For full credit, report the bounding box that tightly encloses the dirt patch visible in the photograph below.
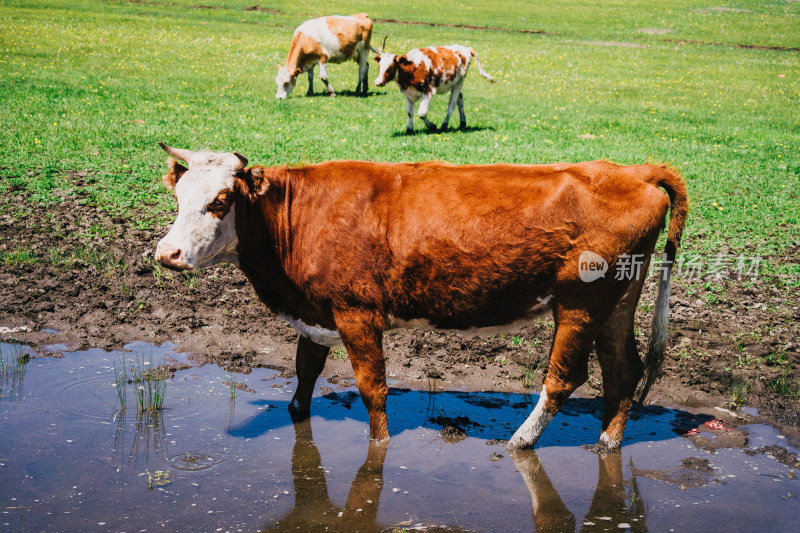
[631,456,717,488]
[579,40,647,48]
[1,170,799,440]
[743,445,800,468]
[244,5,280,14]
[638,28,671,35]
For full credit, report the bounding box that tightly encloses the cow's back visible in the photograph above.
[294,15,370,63]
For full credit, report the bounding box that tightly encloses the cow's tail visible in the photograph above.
[470,49,495,82]
[634,164,689,419]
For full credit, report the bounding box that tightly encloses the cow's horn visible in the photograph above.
[379,35,388,53]
[159,142,195,164]
[232,152,248,170]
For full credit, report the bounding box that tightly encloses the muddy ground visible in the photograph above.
[1,172,799,443]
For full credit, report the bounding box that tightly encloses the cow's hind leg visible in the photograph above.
[508,309,596,450]
[334,309,389,441]
[440,84,463,132]
[457,93,466,130]
[288,336,330,419]
[594,283,646,449]
[306,65,315,96]
[356,54,369,96]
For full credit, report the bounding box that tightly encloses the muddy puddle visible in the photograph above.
[1,342,798,532]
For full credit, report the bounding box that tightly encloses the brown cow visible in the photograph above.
[154,143,688,450]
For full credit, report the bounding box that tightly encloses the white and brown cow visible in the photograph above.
[374,44,494,134]
[275,14,374,99]
[155,143,688,451]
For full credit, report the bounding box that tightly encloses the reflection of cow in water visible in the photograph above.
[512,450,649,533]
[260,417,387,532]
[263,417,650,532]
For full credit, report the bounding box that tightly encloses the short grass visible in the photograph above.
[1,0,799,263]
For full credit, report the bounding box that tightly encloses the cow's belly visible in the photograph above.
[280,294,554,347]
[387,294,554,335]
[326,41,364,64]
[432,77,461,94]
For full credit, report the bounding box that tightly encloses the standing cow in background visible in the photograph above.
[275,13,374,99]
[374,44,494,134]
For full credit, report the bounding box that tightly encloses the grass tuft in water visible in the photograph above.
[0,343,29,401]
[129,356,167,413]
[113,356,128,411]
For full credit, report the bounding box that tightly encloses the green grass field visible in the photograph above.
[1,0,798,276]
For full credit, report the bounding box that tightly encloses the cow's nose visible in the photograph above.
[156,242,184,268]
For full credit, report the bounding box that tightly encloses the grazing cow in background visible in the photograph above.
[374,44,494,134]
[275,13,374,99]
[155,143,688,451]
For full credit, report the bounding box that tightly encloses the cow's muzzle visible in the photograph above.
[155,242,191,271]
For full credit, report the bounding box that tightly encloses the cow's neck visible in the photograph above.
[234,172,333,329]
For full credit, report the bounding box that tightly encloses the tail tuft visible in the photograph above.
[634,165,689,418]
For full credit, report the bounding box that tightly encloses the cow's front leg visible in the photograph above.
[306,65,315,96]
[405,95,416,135]
[333,308,388,441]
[508,309,596,450]
[318,60,335,97]
[417,91,437,131]
[288,335,330,419]
[440,85,463,132]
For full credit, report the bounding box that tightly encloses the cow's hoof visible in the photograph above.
[438,125,450,133]
[405,128,414,135]
[506,436,535,451]
[459,123,467,131]
[581,443,621,456]
[426,124,438,132]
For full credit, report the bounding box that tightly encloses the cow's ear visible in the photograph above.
[163,158,187,191]
[241,166,270,196]
[292,68,302,78]
[373,54,380,63]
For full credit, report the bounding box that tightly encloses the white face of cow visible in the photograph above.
[275,66,297,99]
[374,53,398,87]
[155,147,247,271]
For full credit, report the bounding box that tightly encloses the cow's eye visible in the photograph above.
[207,199,225,212]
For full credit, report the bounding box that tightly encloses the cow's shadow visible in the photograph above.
[227,387,711,448]
[390,124,495,137]
[300,89,379,98]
